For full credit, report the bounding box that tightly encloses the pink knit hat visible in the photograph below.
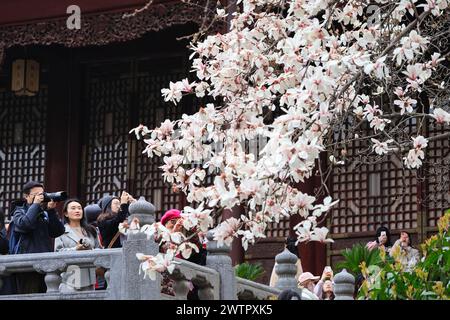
[160,209,181,226]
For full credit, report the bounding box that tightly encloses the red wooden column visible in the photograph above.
[44,48,70,208]
[44,48,83,212]
[290,162,327,276]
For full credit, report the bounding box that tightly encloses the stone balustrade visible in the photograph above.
[167,258,220,300]
[236,277,280,300]
[1,197,355,300]
[0,249,121,299]
[0,197,279,300]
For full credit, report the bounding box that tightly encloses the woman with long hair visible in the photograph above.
[55,199,101,292]
[97,191,134,249]
[269,236,304,287]
[366,226,392,251]
[390,230,420,272]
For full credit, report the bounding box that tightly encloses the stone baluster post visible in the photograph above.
[334,269,355,300]
[33,260,67,293]
[121,196,161,300]
[275,248,301,294]
[206,230,237,300]
[170,268,191,300]
[192,276,215,300]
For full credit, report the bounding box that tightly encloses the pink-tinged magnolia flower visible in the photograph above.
[136,251,179,280]
[312,196,339,217]
[310,227,334,243]
[370,116,391,132]
[182,204,213,232]
[161,81,183,104]
[363,103,381,122]
[159,120,174,136]
[404,149,425,169]
[178,242,199,259]
[429,52,445,67]
[412,135,428,150]
[394,96,417,115]
[293,192,316,218]
[213,217,241,248]
[371,138,393,155]
[432,108,450,124]
[129,124,150,140]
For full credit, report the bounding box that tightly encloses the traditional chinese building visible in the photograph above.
[0,0,448,284]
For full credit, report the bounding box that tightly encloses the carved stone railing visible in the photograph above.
[0,197,323,300]
[166,258,220,300]
[0,249,121,299]
[236,277,280,300]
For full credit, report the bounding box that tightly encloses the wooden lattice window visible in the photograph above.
[134,56,188,220]
[423,121,450,228]
[0,87,47,217]
[82,56,193,215]
[330,121,419,235]
[83,65,130,204]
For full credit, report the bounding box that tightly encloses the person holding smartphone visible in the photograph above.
[366,226,391,252]
[390,231,420,272]
[97,191,135,249]
[314,266,335,299]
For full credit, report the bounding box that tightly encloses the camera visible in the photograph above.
[43,191,68,202]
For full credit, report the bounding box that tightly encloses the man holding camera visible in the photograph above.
[11,181,65,293]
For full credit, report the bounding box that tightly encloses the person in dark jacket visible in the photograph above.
[0,208,18,295]
[96,191,134,249]
[11,181,65,293]
[0,208,8,255]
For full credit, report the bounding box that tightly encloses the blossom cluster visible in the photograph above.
[128,0,449,277]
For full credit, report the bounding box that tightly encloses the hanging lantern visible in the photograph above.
[11,59,40,96]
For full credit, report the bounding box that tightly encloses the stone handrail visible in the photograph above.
[0,290,109,300]
[1,197,335,300]
[0,249,121,296]
[0,249,121,273]
[236,277,280,300]
[166,258,220,300]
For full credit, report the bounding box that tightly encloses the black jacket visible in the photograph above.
[12,203,65,254]
[0,227,8,255]
[98,203,129,248]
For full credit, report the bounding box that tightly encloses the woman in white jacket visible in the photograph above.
[55,199,102,292]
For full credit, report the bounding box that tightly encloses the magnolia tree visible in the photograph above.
[125,0,450,279]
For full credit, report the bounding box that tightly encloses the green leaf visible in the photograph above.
[235,262,265,281]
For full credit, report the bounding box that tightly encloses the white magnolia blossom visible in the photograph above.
[371,138,394,156]
[130,0,449,276]
[404,136,429,169]
[432,108,450,124]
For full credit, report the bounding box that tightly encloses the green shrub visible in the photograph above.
[235,262,265,281]
[359,211,450,300]
[336,243,383,276]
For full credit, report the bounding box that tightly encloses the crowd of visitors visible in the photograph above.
[0,181,423,299]
[0,180,204,295]
[276,225,421,300]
